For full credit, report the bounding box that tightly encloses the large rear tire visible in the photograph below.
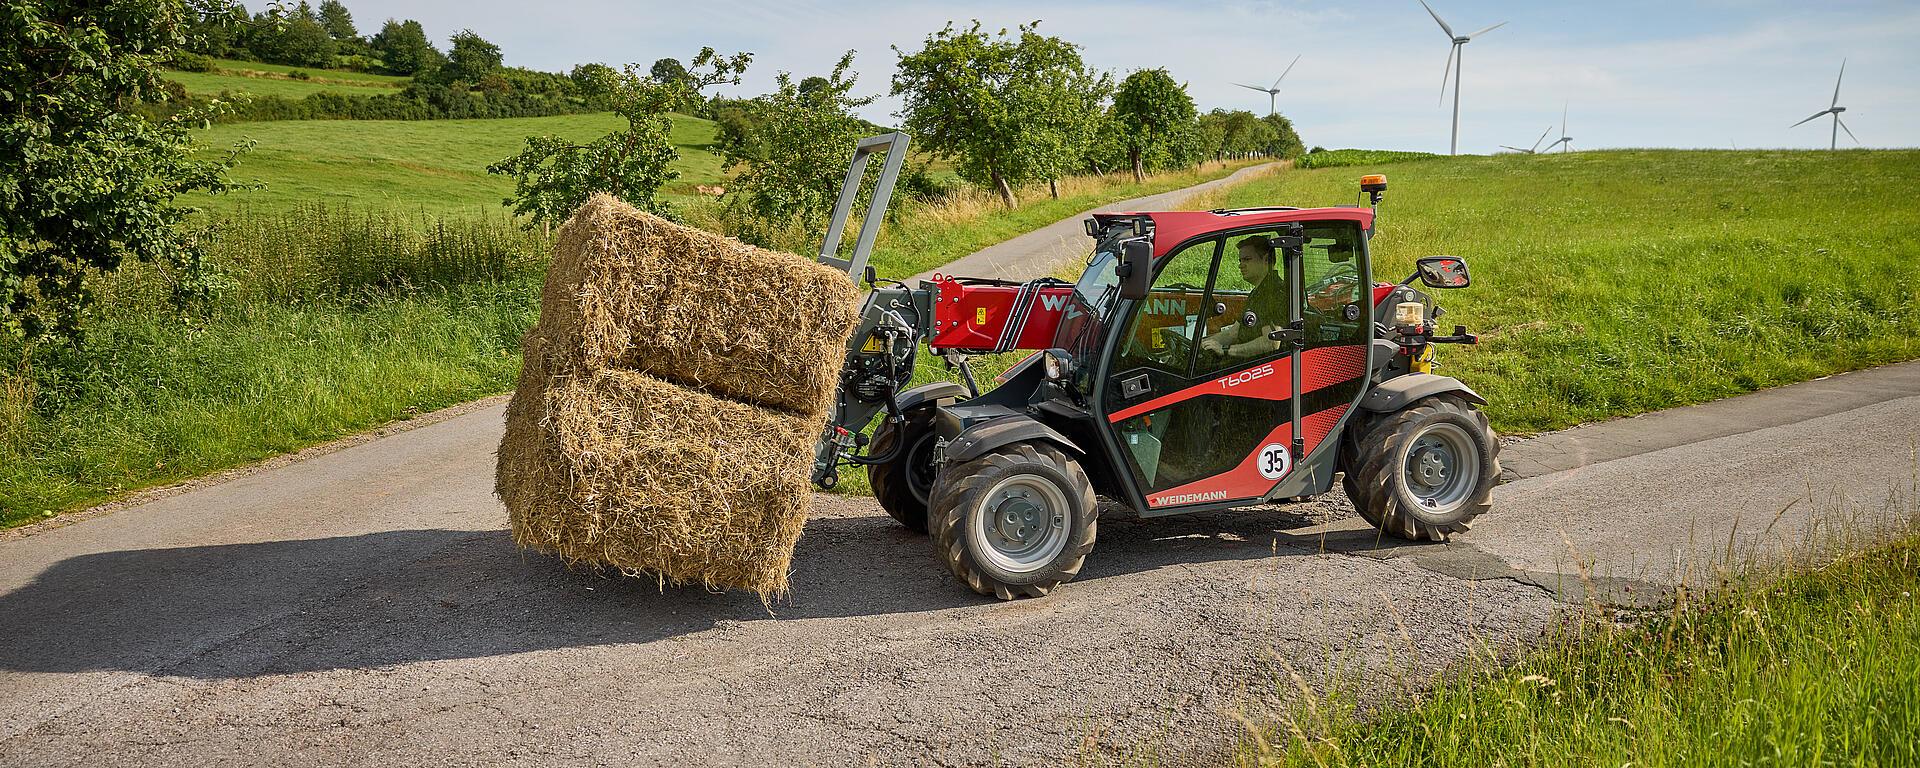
[929,443,1098,600]
[1343,395,1498,541]
[868,411,939,532]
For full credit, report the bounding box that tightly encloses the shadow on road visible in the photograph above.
[0,504,1375,679]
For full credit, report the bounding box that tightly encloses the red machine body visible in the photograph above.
[927,275,1074,353]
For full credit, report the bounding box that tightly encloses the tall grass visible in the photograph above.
[0,209,546,526]
[1244,508,1920,768]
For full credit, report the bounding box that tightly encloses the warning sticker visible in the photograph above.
[975,307,988,325]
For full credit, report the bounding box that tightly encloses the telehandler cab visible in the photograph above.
[812,134,1497,600]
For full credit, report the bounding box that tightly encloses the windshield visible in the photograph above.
[1055,227,1133,396]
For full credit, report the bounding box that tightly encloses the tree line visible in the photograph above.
[495,21,1307,246]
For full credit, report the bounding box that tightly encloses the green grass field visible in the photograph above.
[166,69,404,99]
[1214,149,1920,434]
[165,58,409,100]
[189,112,726,217]
[1247,530,1920,767]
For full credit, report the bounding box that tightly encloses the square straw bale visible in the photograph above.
[497,337,820,597]
[541,194,860,417]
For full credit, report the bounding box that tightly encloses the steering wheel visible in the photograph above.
[1151,328,1193,368]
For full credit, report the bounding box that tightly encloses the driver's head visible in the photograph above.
[1237,237,1276,284]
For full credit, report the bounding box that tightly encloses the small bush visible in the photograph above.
[287,69,312,81]
[166,51,216,73]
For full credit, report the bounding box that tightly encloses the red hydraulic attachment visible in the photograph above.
[928,275,1074,353]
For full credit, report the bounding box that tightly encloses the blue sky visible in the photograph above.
[343,1,1919,152]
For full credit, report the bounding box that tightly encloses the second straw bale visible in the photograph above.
[542,194,861,417]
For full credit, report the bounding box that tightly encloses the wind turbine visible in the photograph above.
[1233,54,1301,116]
[1419,0,1506,155]
[1543,105,1573,152]
[1791,60,1857,150]
[1500,125,1554,154]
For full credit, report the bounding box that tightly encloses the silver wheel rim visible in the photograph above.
[967,474,1072,574]
[1401,423,1479,516]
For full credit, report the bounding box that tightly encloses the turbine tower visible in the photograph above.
[1419,0,1505,155]
[1543,105,1573,152]
[1500,125,1554,154]
[1791,60,1857,150]
[1232,54,1301,116]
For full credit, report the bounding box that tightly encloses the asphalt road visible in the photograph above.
[3,166,1916,765]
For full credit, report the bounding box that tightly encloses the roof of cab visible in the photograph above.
[1091,207,1374,258]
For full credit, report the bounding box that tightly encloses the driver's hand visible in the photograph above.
[1201,336,1226,354]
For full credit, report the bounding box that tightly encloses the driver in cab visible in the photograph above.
[1199,236,1286,360]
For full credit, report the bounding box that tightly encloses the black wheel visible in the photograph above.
[867,410,939,532]
[1343,395,1499,541]
[928,442,1098,600]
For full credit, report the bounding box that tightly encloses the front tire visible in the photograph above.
[868,410,939,532]
[929,443,1098,600]
[1344,395,1499,541]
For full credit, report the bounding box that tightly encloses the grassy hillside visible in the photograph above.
[165,58,408,99]
[1215,149,1920,434]
[190,112,726,217]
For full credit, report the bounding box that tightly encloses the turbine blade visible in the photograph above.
[1419,0,1456,38]
[1438,44,1456,105]
[1272,54,1301,90]
[1532,125,1552,152]
[1499,145,1525,152]
[1233,83,1270,93]
[1790,110,1829,128]
[1837,116,1859,144]
[1832,59,1845,109]
[1466,21,1507,39]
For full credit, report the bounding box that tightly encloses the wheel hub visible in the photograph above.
[993,496,1046,545]
[1410,438,1454,489]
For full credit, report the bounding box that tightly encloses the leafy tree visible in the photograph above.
[489,52,749,230]
[718,52,876,236]
[711,99,768,164]
[436,29,502,86]
[2,0,251,344]
[1112,68,1196,182]
[891,21,1108,207]
[570,62,619,104]
[370,18,441,76]
[1260,112,1307,161]
[796,76,830,101]
[650,57,687,86]
[318,0,357,41]
[245,11,336,68]
[182,2,248,57]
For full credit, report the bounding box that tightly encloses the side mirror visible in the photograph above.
[1118,239,1153,301]
[1414,256,1471,289]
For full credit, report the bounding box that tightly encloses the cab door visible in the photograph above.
[1099,228,1300,512]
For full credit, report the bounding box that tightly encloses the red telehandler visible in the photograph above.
[811,135,1496,599]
